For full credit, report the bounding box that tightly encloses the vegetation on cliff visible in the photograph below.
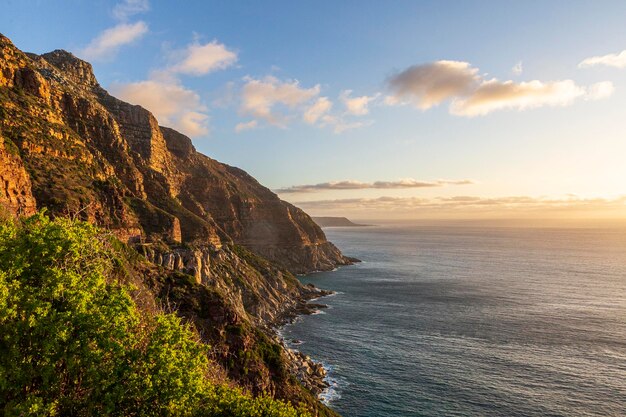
[0,213,309,416]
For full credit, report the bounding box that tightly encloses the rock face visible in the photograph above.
[0,33,347,416]
[139,243,308,325]
[0,135,36,217]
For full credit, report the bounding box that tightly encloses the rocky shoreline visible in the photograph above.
[284,346,330,396]
[271,284,334,397]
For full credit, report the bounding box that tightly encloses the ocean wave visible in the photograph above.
[323,291,344,297]
[318,363,346,405]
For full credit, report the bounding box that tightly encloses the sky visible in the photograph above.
[2,0,626,220]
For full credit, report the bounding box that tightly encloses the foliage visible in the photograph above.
[0,213,309,417]
[253,331,286,378]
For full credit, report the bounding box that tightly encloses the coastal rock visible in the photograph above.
[283,346,330,396]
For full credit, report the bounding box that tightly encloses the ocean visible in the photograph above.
[281,223,626,416]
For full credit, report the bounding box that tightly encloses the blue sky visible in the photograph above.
[3,0,626,219]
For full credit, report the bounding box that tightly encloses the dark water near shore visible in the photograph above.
[282,223,626,416]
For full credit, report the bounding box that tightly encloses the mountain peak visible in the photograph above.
[40,49,99,87]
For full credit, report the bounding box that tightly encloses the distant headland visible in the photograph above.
[312,217,370,227]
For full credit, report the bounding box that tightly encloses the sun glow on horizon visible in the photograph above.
[281,193,626,221]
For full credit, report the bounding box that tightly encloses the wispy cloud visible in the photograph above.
[512,61,523,75]
[303,97,333,124]
[110,78,209,136]
[235,120,258,133]
[78,0,150,61]
[79,21,148,61]
[579,49,626,69]
[319,116,372,134]
[112,0,150,20]
[294,195,626,218]
[386,60,612,116]
[340,90,379,115]
[275,178,473,194]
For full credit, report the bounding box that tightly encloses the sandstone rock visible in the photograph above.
[0,135,36,217]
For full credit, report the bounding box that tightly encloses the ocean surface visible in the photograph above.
[281,223,626,417]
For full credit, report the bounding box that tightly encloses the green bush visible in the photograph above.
[0,213,309,417]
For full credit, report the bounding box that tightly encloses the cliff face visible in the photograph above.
[0,34,350,272]
[0,33,347,415]
[0,135,36,217]
[159,126,348,273]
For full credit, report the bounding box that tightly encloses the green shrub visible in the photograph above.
[0,212,308,417]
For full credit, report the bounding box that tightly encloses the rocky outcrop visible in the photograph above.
[139,243,313,324]
[284,348,330,396]
[38,49,100,90]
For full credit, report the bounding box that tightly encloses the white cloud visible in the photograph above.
[240,76,320,126]
[340,90,379,115]
[110,79,209,137]
[587,81,615,101]
[112,0,150,20]
[235,120,258,133]
[512,61,523,75]
[303,97,333,124]
[168,41,238,76]
[579,49,626,69]
[79,21,148,61]
[387,60,612,116]
[314,114,367,134]
[331,119,370,134]
[275,178,473,193]
[450,79,586,117]
[175,111,210,137]
[236,77,376,133]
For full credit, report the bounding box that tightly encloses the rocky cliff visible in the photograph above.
[0,35,350,273]
[0,33,349,416]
